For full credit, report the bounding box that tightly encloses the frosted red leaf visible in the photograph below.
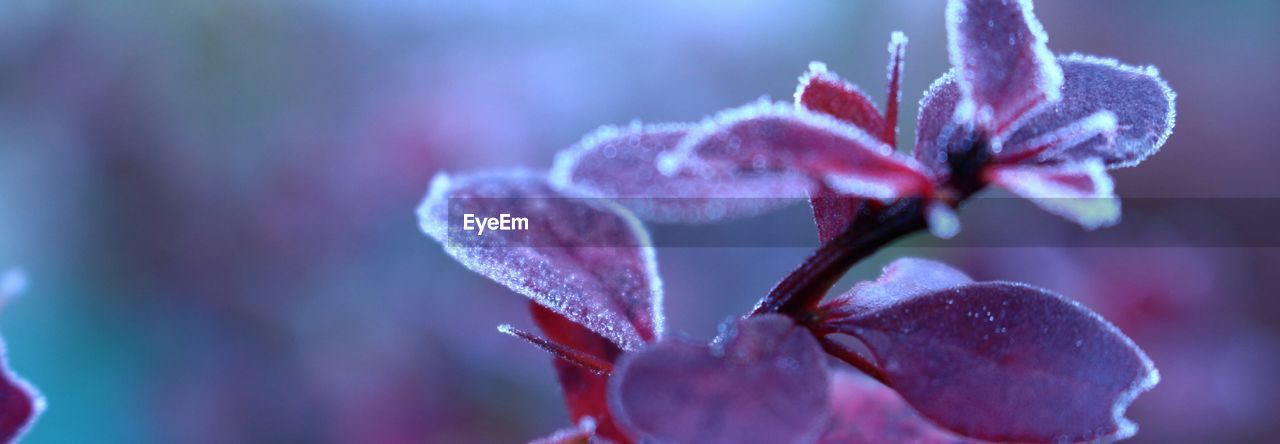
[551,123,810,223]
[795,62,887,144]
[986,160,1120,229]
[946,0,1063,138]
[609,315,829,444]
[825,269,1159,442]
[418,170,663,351]
[658,101,933,202]
[1000,55,1177,168]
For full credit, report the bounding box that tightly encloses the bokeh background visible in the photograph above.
[1,0,1277,442]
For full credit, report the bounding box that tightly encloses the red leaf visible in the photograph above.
[918,55,1175,174]
[914,70,974,179]
[946,0,1063,138]
[1000,55,1177,168]
[819,371,975,444]
[529,304,629,444]
[986,160,1120,229]
[0,270,42,442]
[659,101,933,201]
[795,63,887,144]
[552,124,809,223]
[609,315,829,444]
[825,267,1159,442]
[418,170,662,350]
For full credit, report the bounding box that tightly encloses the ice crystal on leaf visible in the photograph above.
[820,259,1159,443]
[418,170,663,351]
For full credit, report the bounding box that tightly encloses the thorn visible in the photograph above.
[498,324,614,375]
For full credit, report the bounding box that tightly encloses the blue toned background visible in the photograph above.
[1,1,1277,442]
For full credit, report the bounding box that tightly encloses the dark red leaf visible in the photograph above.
[1000,55,1177,168]
[986,160,1120,229]
[918,55,1175,173]
[946,0,1062,138]
[914,70,975,179]
[552,124,809,223]
[530,304,629,444]
[819,371,974,444]
[609,315,829,444]
[795,63,887,144]
[0,270,41,442]
[418,170,662,350]
[825,267,1159,442]
[659,101,934,201]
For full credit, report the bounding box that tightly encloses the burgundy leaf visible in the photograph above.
[826,275,1159,442]
[551,123,809,223]
[946,0,1063,138]
[883,31,908,148]
[418,170,662,350]
[658,101,934,201]
[986,160,1120,229]
[0,270,41,442]
[609,315,829,444]
[529,304,629,443]
[914,70,975,179]
[795,62,887,144]
[1000,54,1177,168]
[819,371,974,444]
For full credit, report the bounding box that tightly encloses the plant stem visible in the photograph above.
[752,140,991,317]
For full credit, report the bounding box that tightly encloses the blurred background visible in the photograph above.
[1,0,1277,442]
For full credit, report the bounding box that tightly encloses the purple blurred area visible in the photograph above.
[0,1,1277,442]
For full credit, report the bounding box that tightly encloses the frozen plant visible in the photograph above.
[419,0,1175,442]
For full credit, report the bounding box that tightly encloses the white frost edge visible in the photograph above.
[414,168,665,347]
[548,120,694,196]
[945,0,1064,135]
[990,281,1160,442]
[0,269,47,443]
[992,160,1121,230]
[792,62,883,115]
[657,98,921,181]
[1057,53,1179,170]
